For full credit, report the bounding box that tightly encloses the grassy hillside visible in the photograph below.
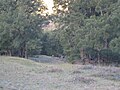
[0,56,120,90]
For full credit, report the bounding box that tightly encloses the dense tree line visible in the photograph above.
[51,0,120,65]
[0,0,45,58]
[0,0,120,65]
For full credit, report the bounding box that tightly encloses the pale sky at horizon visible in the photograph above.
[43,0,54,14]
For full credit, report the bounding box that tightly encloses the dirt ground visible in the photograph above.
[0,56,120,90]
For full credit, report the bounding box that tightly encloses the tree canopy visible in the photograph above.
[0,0,120,65]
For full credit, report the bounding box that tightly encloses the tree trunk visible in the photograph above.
[21,42,28,58]
[22,48,25,58]
[104,38,109,49]
[80,48,84,60]
[8,50,11,56]
[97,48,101,65]
[80,48,87,65]
[6,49,11,56]
[19,49,22,57]
[97,52,100,65]
[25,44,28,59]
[19,48,24,57]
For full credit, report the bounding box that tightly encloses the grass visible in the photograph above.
[0,56,120,90]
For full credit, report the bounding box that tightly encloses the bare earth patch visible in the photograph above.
[0,56,120,90]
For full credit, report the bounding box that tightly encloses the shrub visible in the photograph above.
[100,49,120,65]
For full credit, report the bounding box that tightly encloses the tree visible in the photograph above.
[41,32,63,56]
[0,0,45,57]
[53,0,120,64]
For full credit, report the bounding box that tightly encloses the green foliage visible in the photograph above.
[0,0,45,57]
[100,49,120,64]
[0,0,120,65]
[100,49,113,61]
[41,32,63,56]
[110,37,120,54]
[84,47,98,59]
[53,0,120,64]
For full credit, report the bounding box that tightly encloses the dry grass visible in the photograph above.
[0,56,120,90]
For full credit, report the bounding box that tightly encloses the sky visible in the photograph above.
[42,0,54,15]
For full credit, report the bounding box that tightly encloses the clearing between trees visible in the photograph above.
[0,56,120,90]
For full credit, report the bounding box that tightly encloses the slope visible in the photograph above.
[0,56,120,90]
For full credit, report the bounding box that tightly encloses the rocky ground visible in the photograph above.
[0,56,120,90]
